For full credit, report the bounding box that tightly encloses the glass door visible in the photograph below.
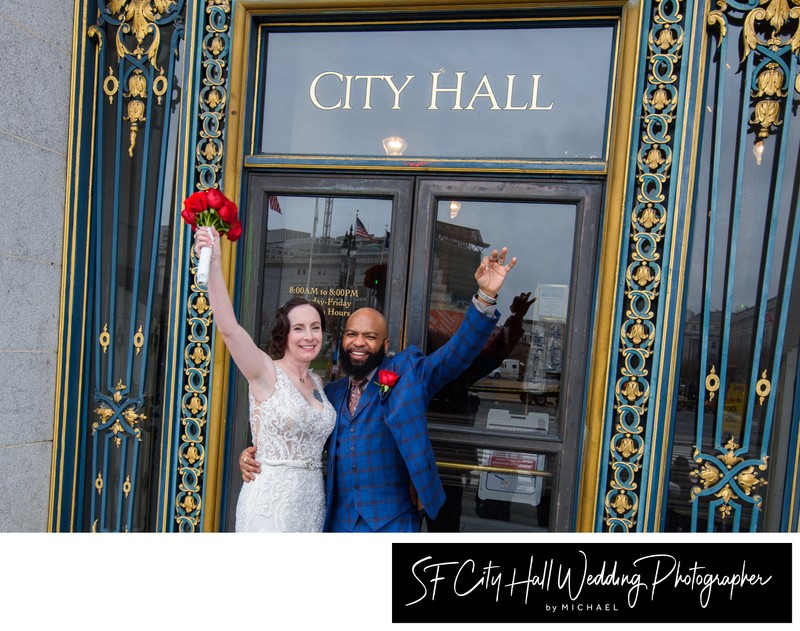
[222,173,602,532]
[408,178,604,532]
[221,173,414,530]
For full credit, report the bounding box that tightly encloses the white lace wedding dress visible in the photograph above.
[235,366,336,532]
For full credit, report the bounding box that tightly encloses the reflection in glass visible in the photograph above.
[669,19,800,532]
[428,444,553,532]
[256,195,392,387]
[382,136,407,156]
[424,199,576,532]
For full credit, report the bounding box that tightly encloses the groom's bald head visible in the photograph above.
[340,308,389,377]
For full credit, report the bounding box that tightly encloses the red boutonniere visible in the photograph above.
[376,369,399,397]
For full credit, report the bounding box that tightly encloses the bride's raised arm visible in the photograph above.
[194,226,272,397]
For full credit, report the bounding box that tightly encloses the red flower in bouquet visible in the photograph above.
[181,189,242,242]
[375,369,399,397]
[182,188,242,286]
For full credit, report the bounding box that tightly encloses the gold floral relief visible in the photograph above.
[754,62,787,97]
[605,0,685,532]
[610,491,633,515]
[100,1,181,157]
[176,0,233,532]
[91,379,146,446]
[711,0,800,148]
[750,98,782,138]
[690,438,769,518]
[108,0,178,60]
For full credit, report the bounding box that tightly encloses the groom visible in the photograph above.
[240,247,517,531]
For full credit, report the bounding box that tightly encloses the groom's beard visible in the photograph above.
[340,344,386,379]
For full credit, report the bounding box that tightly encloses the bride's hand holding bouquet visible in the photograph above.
[181,188,242,285]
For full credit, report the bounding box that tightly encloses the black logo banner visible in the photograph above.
[392,542,791,623]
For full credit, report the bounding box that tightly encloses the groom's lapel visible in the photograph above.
[353,357,395,418]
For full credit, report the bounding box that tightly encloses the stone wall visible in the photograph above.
[0,1,74,531]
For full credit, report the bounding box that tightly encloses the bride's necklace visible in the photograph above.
[278,361,322,402]
[281,361,314,386]
[281,362,308,383]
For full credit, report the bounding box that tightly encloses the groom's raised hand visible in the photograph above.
[474,247,517,300]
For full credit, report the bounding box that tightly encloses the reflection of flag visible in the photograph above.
[384,230,390,248]
[268,195,282,214]
[355,217,376,241]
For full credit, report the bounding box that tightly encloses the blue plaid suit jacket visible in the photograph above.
[323,302,500,531]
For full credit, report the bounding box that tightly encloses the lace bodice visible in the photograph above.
[235,365,336,532]
[249,366,336,466]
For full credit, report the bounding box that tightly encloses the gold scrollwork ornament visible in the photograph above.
[617,435,638,459]
[190,344,206,365]
[644,146,666,170]
[103,67,119,103]
[123,99,146,157]
[621,379,643,403]
[108,0,178,66]
[186,394,204,416]
[690,438,769,518]
[756,370,771,405]
[208,35,225,56]
[99,323,110,353]
[194,295,210,315]
[638,204,661,230]
[126,70,148,99]
[610,491,633,515]
[180,493,197,513]
[705,365,720,401]
[750,98,782,138]
[755,62,786,98]
[153,71,168,104]
[628,319,648,345]
[113,379,126,403]
[133,324,144,355]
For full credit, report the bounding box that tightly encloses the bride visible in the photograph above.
[195,226,336,532]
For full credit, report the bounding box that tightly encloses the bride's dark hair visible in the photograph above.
[268,297,326,359]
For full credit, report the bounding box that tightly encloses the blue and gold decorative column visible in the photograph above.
[158,0,236,532]
[598,0,699,532]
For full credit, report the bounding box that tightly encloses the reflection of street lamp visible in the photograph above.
[332,226,358,375]
[449,200,462,219]
[382,136,407,156]
[753,140,765,165]
[339,226,357,288]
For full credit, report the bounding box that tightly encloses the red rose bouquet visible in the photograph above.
[181,188,242,285]
[375,369,399,397]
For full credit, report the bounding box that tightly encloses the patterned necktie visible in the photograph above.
[348,377,366,415]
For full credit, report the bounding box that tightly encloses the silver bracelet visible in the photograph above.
[476,288,498,305]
